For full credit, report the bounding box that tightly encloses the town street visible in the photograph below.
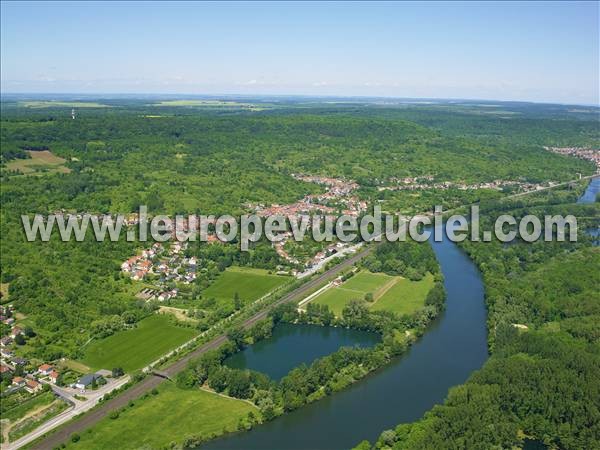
[2,376,130,450]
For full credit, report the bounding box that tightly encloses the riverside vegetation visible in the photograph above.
[0,98,598,448]
[361,185,600,449]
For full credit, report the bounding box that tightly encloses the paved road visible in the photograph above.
[296,242,364,279]
[30,246,372,450]
[4,376,131,450]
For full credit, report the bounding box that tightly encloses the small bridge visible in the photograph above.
[151,370,173,381]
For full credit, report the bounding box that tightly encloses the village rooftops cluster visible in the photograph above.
[252,174,366,218]
[1,314,32,369]
[1,307,68,395]
[248,175,367,268]
[545,146,600,173]
[275,239,353,273]
[378,176,562,192]
[0,360,60,395]
[49,210,141,226]
[121,241,197,300]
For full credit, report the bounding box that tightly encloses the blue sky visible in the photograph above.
[1,1,598,104]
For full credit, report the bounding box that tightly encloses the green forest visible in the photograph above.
[2,101,594,361]
[0,98,598,448]
[361,192,600,449]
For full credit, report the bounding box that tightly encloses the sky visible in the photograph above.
[1,1,598,105]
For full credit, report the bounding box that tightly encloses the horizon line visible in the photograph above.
[1,92,599,108]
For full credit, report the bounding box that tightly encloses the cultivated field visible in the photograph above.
[1,391,69,444]
[62,383,257,449]
[5,150,70,175]
[153,99,262,109]
[312,271,434,316]
[80,315,196,372]
[203,266,289,305]
[19,101,109,108]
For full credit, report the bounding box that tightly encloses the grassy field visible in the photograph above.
[1,391,70,444]
[7,399,69,442]
[63,383,257,449]
[312,271,433,316]
[0,282,8,301]
[153,100,266,111]
[80,314,196,372]
[1,391,55,422]
[312,271,393,316]
[158,306,198,323]
[154,99,256,107]
[371,273,435,315]
[5,150,70,175]
[60,359,91,373]
[19,101,109,108]
[203,266,289,305]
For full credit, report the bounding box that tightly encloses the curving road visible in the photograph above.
[29,246,372,450]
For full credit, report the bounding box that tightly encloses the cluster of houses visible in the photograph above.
[135,287,179,302]
[0,307,64,396]
[273,237,353,272]
[1,324,29,368]
[121,242,165,281]
[251,175,367,270]
[254,174,366,219]
[121,241,197,301]
[544,146,600,173]
[0,361,60,394]
[1,331,107,396]
[304,242,352,270]
[50,210,141,226]
[253,177,365,218]
[378,176,560,193]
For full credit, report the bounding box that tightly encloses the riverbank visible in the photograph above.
[201,227,488,449]
[362,177,600,449]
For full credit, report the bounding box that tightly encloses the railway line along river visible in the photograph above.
[202,226,489,450]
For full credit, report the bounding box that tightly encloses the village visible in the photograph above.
[118,174,368,289]
[378,175,563,193]
[1,304,126,434]
[545,146,600,173]
[252,174,366,218]
[121,240,198,302]
[250,175,368,270]
[1,305,113,389]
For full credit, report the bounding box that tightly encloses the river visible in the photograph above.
[577,176,599,204]
[203,226,489,450]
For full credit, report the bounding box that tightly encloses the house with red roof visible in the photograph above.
[48,370,60,384]
[25,379,42,393]
[38,363,53,376]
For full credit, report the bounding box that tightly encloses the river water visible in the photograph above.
[203,226,489,450]
[577,176,600,204]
